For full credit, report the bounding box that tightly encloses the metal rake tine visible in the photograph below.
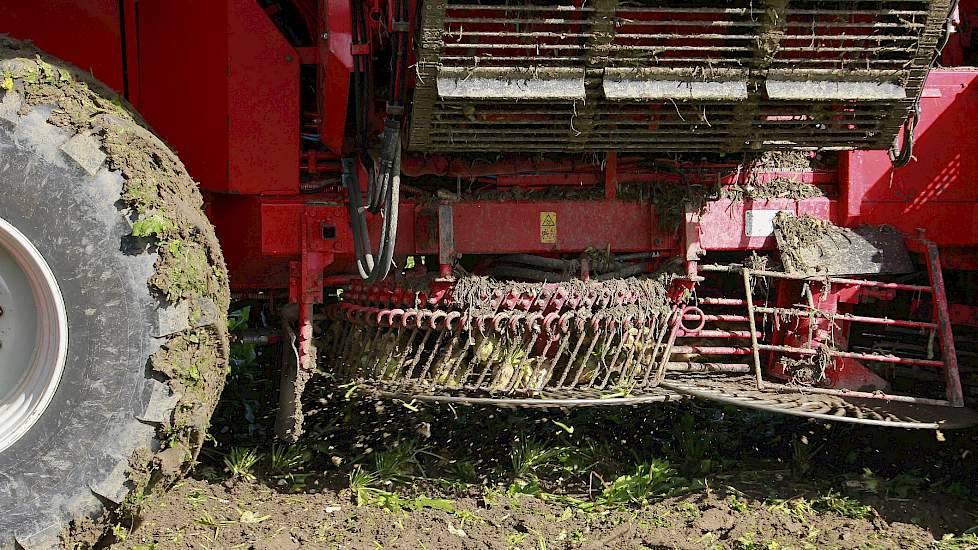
[598,324,631,390]
[570,324,604,388]
[504,315,541,393]
[619,320,648,385]
[430,329,463,384]
[587,318,617,388]
[557,322,589,388]
[390,326,422,379]
[442,329,476,387]
[403,327,433,378]
[469,326,500,389]
[417,329,448,379]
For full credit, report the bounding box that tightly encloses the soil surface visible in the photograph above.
[73,345,978,550]
[113,475,971,550]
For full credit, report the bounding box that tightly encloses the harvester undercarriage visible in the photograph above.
[305,0,978,429]
[322,232,978,429]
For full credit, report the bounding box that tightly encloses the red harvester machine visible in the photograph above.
[3,0,978,545]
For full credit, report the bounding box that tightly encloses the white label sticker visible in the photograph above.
[745,210,787,237]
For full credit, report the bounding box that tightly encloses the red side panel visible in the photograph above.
[845,71,978,247]
[227,3,300,194]
[0,0,125,93]
[137,0,299,195]
[320,0,353,153]
[137,1,230,192]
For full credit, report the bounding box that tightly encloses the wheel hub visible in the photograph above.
[0,216,68,452]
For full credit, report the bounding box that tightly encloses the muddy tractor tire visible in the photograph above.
[0,39,229,548]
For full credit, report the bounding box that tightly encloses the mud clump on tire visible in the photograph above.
[1,36,229,543]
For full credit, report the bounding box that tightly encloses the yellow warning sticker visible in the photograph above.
[540,211,557,244]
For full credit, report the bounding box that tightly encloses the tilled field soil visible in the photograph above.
[73,322,978,550]
[114,474,970,549]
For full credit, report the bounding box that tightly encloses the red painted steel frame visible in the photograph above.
[136,0,300,195]
[4,1,978,302]
[3,0,126,92]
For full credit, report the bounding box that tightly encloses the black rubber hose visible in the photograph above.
[343,157,375,279]
[344,146,400,283]
[489,265,571,283]
[501,254,575,271]
[888,107,919,169]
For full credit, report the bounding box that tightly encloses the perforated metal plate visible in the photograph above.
[410,0,954,153]
[662,375,978,429]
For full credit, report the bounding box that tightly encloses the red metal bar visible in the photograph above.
[702,265,934,293]
[699,297,747,306]
[665,363,752,373]
[670,346,753,355]
[752,306,938,330]
[676,329,756,338]
[756,344,945,368]
[685,314,751,323]
[923,240,965,406]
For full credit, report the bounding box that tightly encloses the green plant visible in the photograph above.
[110,523,129,542]
[594,460,685,507]
[373,439,423,484]
[667,414,715,476]
[933,528,978,549]
[509,437,566,480]
[223,447,259,482]
[266,444,311,476]
[507,532,529,549]
[810,491,871,519]
[728,494,749,513]
[349,465,382,502]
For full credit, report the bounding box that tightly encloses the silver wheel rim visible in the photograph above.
[0,216,68,452]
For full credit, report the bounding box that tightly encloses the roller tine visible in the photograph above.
[390,326,420,379]
[438,313,474,385]
[619,320,647,384]
[432,315,468,382]
[335,324,358,375]
[570,324,603,388]
[537,313,572,390]
[475,325,506,388]
[651,306,684,386]
[417,329,448,380]
[404,328,433,378]
[538,335,569,391]
[343,323,368,375]
[377,313,412,379]
[473,312,513,389]
[504,314,542,393]
[597,324,630,390]
[601,319,632,387]
[442,328,475,387]
[587,317,617,388]
[632,316,659,387]
[431,329,463,385]
[334,320,355,366]
[557,319,589,388]
[641,309,675,386]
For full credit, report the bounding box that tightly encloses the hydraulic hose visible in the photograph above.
[344,151,400,283]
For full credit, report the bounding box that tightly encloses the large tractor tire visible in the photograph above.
[0,38,229,548]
